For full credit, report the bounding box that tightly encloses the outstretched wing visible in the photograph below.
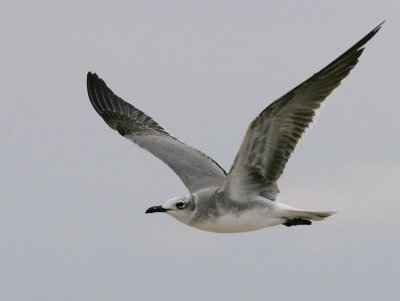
[222,23,383,200]
[87,72,226,193]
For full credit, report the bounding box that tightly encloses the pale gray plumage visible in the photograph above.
[87,74,226,193]
[87,23,382,233]
[222,22,383,201]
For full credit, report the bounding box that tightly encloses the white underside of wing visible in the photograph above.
[126,133,226,193]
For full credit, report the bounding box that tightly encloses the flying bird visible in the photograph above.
[87,23,382,233]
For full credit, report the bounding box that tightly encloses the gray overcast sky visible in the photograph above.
[1,1,399,300]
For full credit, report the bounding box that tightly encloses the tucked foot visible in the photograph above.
[283,217,312,227]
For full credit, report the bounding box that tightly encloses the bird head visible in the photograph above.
[145,195,195,225]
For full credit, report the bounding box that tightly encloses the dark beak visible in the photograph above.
[145,206,169,214]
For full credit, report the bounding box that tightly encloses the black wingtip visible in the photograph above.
[363,21,384,44]
[369,21,384,38]
[87,72,107,89]
[374,20,386,31]
[357,21,384,49]
[86,71,107,115]
[87,72,96,89]
[87,71,99,82]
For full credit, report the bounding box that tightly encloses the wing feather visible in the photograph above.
[223,23,383,200]
[87,73,226,193]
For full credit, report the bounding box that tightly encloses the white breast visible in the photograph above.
[192,208,285,233]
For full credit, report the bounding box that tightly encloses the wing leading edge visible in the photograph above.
[87,73,227,193]
[222,22,383,200]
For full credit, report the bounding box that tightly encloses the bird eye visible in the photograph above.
[176,201,186,210]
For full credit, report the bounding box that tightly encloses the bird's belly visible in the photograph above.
[192,210,285,233]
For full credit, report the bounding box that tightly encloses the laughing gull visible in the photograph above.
[87,23,382,233]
